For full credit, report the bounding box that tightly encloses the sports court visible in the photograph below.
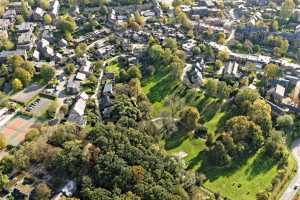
[0,115,36,146]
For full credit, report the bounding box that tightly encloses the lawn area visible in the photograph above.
[202,150,280,200]
[142,66,182,116]
[162,106,294,200]
[163,132,206,170]
[204,111,225,134]
[106,63,121,76]
[164,131,288,200]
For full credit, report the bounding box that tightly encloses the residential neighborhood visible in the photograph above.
[1,0,300,200]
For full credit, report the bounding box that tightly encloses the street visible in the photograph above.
[280,138,300,200]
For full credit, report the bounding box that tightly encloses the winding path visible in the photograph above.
[280,138,300,200]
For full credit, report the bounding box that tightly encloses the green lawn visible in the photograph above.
[204,111,225,134]
[106,63,120,76]
[202,150,279,200]
[164,132,284,200]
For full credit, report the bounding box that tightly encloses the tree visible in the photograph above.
[39,0,50,10]
[44,14,52,25]
[179,106,200,131]
[128,66,142,80]
[249,99,272,135]
[281,0,295,20]
[204,78,218,97]
[209,141,232,166]
[217,81,230,99]
[226,116,263,151]
[272,20,279,31]
[128,78,142,97]
[22,61,35,76]
[41,65,55,82]
[235,88,260,109]
[58,15,77,33]
[277,114,294,133]
[32,183,52,200]
[75,43,88,57]
[0,135,6,150]
[25,128,40,142]
[164,37,177,50]
[14,68,32,86]
[65,63,76,75]
[8,55,24,69]
[16,15,25,24]
[21,0,31,19]
[134,11,145,26]
[0,0,8,17]
[0,38,14,50]
[217,50,230,61]
[264,63,280,81]
[12,78,23,92]
[47,100,59,118]
[0,171,8,191]
[217,32,226,44]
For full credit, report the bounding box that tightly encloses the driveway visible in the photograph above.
[280,138,300,200]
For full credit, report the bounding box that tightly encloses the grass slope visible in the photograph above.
[202,150,278,200]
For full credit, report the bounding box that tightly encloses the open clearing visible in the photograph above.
[0,115,36,146]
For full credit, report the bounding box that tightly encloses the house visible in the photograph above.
[55,52,63,63]
[32,50,40,61]
[247,0,269,6]
[0,50,27,61]
[59,39,68,48]
[51,0,60,18]
[100,95,112,110]
[0,19,12,30]
[67,75,80,94]
[8,2,23,14]
[62,180,77,197]
[68,93,88,126]
[267,84,286,102]
[37,39,50,50]
[17,31,36,50]
[2,9,16,20]
[103,82,113,96]
[182,39,197,52]
[199,0,215,8]
[33,7,45,21]
[16,22,35,33]
[79,59,92,76]
[223,61,240,78]
[0,30,8,39]
[43,46,55,58]
[75,72,87,81]
[187,62,203,86]
[52,180,77,199]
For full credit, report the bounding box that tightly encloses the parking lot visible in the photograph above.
[26,97,53,116]
[10,84,45,105]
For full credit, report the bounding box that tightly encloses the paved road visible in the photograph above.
[280,138,300,200]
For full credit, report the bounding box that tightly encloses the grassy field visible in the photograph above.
[202,151,279,200]
[106,63,121,76]
[163,130,286,199]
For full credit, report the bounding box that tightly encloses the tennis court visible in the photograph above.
[0,115,36,146]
